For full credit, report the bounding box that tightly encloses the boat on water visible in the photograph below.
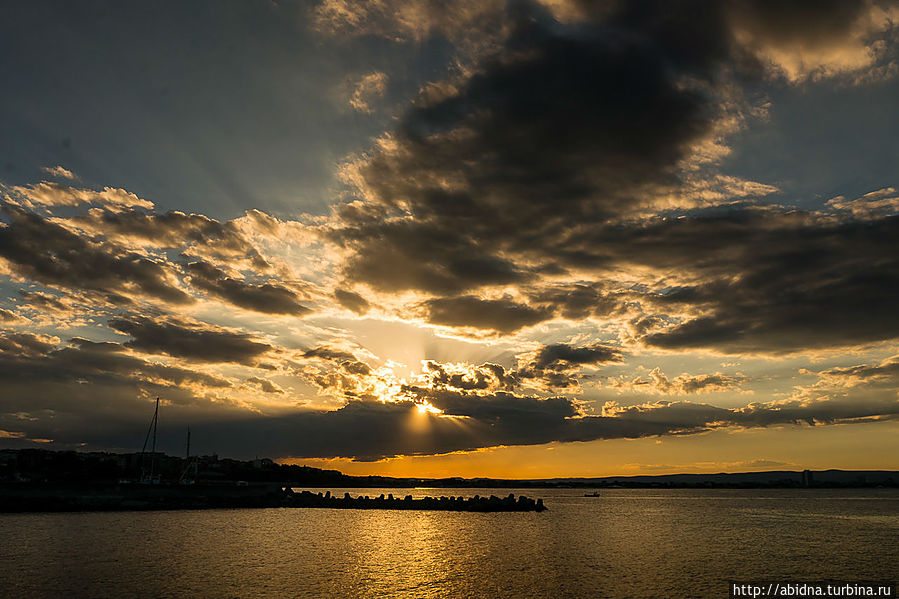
[584,491,600,497]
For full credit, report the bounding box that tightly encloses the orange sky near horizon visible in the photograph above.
[281,420,899,479]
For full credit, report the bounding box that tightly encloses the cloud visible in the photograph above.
[334,287,371,315]
[321,1,899,356]
[108,316,272,365]
[306,341,622,404]
[62,208,256,256]
[18,290,69,313]
[421,296,554,333]
[185,261,311,316]
[611,367,747,395]
[0,207,192,304]
[528,343,623,370]
[135,390,899,460]
[0,330,231,390]
[815,354,899,387]
[727,0,899,82]
[421,360,514,392]
[40,166,77,180]
[315,0,898,84]
[827,187,899,218]
[2,1,898,462]
[329,1,815,306]
[527,283,625,321]
[7,181,153,211]
[347,71,388,113]
[515,343,624,389]
[0,308,20,322]
[246,376,284,394]
[629,209,899,353]
[312,0,507,47]
[0,330,58,357]
[302,346,360,363]
[3,326,895,459]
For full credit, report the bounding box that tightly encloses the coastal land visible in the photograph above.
[1,448,896,513]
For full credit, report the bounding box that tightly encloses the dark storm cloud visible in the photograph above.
[527,283,625,320]
[624,210,899,352]
[332,0,885,281]
[408,387,580,421]
[0,330,231,389]
[18,290,68,312]
[123,390,899,460]
[324,0,899,355]
[335,218,531,295]
[0,331,57,357]
[331,1,724,294]
[0,207,191,304]
[731,0,868,36]
[108,316,271,364]
[185,261,310,316]
[515,343,625,388]
[67,208,255,255]
[596,0,888,78]
[528,343,624,370]
[302,346,359,363]
[369,206,896,353]
[422,296,554,333]
[246,376,284,394]
[334,288,371,315]
[4,336,895,459]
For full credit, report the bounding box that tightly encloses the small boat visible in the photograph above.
[584,491,600,497]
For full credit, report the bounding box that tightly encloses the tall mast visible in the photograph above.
[140,396,161,482]
[149,397,159,481]
[179,425,195,484]
[151,397,159,454]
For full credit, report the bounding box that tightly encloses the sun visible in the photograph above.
[416,402,443,415]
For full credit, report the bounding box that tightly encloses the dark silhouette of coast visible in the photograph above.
[0,482,546,513]
[1,448,896,513]
[0,449,548,512]
[3,448,896,489]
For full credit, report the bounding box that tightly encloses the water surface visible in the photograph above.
[1,488,896,598]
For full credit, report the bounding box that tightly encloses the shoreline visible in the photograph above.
[0,483,547,513]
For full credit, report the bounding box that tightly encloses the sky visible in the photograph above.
[1,0,898,478]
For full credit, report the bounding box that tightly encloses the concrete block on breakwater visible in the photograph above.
[284,489,547,512]
[0,483,547,513]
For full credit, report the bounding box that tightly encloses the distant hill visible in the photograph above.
[533,470,898,487]
[1,448,896,488]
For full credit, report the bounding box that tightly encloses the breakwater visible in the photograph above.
[286,489,546,512]
[0,483,546,512]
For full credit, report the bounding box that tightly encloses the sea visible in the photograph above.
[0,488,896,598]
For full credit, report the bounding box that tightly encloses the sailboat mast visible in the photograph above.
[179,425,195,484]
[151,397,159,454]
[139,396,161,482]
[149,397,159,480]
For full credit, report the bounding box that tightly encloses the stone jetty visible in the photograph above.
[285,489,547,512]
[0,483,547,512]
